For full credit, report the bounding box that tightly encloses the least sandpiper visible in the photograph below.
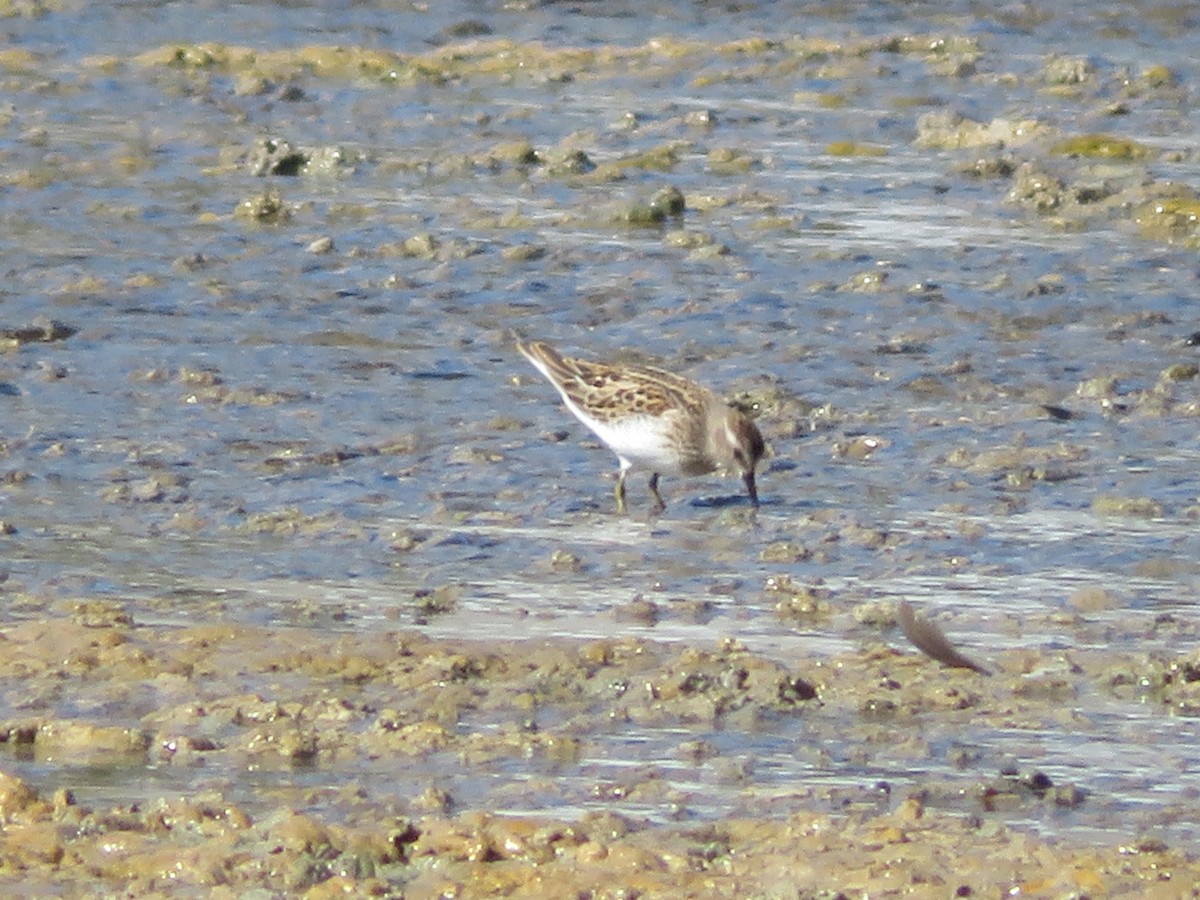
[517,339,764,513]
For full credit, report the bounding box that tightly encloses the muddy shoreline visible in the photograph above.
[2,609,1198,896]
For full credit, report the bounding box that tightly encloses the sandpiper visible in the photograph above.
[517,339,764,513]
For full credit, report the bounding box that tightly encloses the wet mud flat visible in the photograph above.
[1,605,1199,897]
[5,1,1200,897]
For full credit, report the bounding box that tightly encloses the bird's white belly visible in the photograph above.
[576,412,692,475]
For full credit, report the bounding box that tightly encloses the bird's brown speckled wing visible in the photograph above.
[518,340,711,424]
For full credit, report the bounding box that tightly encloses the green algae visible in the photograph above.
[618,187,686,228]
[592,143,687,180]
[707,147,760,174]
[1050,134,1149,159]
[825,141,888,158]
[1091,495,1164,519]
[233,189,291,224]
[131,33,989,89]
[1133,192,1200,246]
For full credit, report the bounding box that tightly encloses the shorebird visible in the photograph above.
[517,339,764,513]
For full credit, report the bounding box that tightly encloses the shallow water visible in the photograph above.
[3,0,1200,849]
